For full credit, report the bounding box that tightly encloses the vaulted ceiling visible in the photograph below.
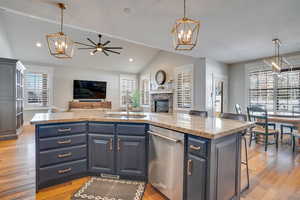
[0,0,300,64]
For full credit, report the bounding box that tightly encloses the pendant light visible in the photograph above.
[171,0,200,50]
[46,3,74,58]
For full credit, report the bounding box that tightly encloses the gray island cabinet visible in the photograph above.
[32,112,251,200]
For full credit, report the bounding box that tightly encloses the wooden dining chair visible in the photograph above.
[292,132,300,152]
[280,105,300,143]
[247,106,279,152]
[189,110,208,117]
[220,113,249,192]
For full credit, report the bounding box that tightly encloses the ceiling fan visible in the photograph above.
[75,34,123,56]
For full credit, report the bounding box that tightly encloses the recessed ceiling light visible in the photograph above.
[129,58,134,62]
[36,42,42,47]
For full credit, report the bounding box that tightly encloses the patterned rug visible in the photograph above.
[72,177,146,200]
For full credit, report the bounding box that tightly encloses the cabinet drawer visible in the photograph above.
[117,124,146,135]
[39,159,87,185]
[39,145,87,167]
[39,134,86,150]
[38,123,87,138]
[188,137,207,158]
[89,123,114,134]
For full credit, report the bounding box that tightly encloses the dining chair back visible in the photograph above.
[235,104,242,114]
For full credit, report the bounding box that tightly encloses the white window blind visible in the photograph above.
[277,70,300,111]
[141,79,150,105]
[24,72,49,107]
[176,68,193,109]
[248,70,274,110]
[120,77,136,106]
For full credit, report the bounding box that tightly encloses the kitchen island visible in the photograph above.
[31,111,253,200]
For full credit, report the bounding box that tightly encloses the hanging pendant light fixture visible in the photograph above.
[46,3,74,58]
[264,39,293,75]
[171,0,200,50]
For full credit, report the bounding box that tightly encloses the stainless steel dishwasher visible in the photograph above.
[148,125,185,200]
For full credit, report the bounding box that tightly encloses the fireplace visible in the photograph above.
[150,92,173,113]
[154,100,169,112]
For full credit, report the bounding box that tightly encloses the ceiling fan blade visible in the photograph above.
[87,38,97,46]
[103,41,111,46]
[78,47,95,50]
[105,47,123,50]
[105,49,121,54]
[74,42,95,48]
[103,50,109,56]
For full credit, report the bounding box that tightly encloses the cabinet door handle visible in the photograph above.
[109,138,113,151]
[117,138,121,152]
[190,145,201,151]
[57,152,72,158]
[57,139,72,144]
[58,168,72,174]
[58,128,71,133]
[187,159,193,176]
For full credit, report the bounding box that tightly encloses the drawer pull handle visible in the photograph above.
[58,168,72,174]
[57,152,72,158]
[187,159,193,176]
[190,145,201,151]
[109,138,113,151]
[57,139,72,144]
[58,128,71,133]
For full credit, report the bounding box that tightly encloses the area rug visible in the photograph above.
[72,177,146,200]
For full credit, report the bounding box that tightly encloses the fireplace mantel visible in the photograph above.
[150,90,173,94]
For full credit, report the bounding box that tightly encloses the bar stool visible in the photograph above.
[292,132,300,152]
[220,112,250,192]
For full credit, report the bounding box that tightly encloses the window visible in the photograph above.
[176,66,193,109]
[248,70,274,110]
[248,69,300,112]
[24,72,49,107]
[120,75,137,106]
[141,78,150,106]
[277,70,300,111]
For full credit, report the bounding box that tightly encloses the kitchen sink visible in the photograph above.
[104,112,147,119]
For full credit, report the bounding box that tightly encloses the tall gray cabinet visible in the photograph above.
[0,58,25,140]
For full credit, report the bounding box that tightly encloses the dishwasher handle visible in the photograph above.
[148,131,181,143]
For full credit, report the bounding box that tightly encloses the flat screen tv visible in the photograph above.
[73,80,107,100]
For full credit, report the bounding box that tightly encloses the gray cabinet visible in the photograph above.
[88,134,114,174]
[117,135,146,177]
[187,154,206,200]
[0,58,25,140]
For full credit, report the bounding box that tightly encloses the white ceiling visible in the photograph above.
[1,10,160,73]
[1,0,300,64]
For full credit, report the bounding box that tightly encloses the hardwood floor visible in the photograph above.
[0,125,299,200]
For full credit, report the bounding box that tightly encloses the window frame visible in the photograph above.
[24,66,53,110]
[119,74,137,107]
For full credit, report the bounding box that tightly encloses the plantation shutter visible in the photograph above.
[24,72,49,107]
[277,70,300,111]
[248,70,274,110]
[141,79,149,105]
[120,77,136,106]
[176,68,192,109]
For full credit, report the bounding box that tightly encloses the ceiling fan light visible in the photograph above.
[46,32,74,58]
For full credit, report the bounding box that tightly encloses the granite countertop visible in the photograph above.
[30,111,253,139]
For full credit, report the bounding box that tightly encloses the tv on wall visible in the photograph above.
[73,80,107,100]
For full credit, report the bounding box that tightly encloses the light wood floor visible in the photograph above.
[0,125,299,200]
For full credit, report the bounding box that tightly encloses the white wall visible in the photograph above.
[0,11,14,58]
